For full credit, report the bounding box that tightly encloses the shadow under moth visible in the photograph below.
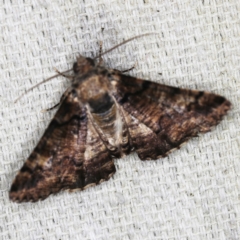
[10,35,231,202]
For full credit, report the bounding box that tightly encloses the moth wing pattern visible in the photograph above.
[9,91,116,202]
[9,54,231,203]
[111,72,231,160]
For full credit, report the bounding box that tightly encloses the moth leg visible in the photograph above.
[113,62,137,73]
[54,68,74,80]
[41,88,71,112]
[121,63,136,73]
[41,102,61,112]
[98,41,104,65]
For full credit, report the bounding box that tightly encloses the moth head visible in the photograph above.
[73,56,95,74]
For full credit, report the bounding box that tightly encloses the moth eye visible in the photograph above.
[107,73,115,82]
[71,89,78,98]
[86,57,95,66]
[73,62,79,73]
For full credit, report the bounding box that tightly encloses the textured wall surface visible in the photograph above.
[1,1,239,239]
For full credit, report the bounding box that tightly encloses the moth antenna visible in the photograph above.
[53,67,74,80]
[14,69,72,103]
[15,33,156,103]
[98,41,103,65]
[94,33,157,59]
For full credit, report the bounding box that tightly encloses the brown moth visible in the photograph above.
[10,39,231,202]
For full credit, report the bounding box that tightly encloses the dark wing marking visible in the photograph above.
[112,73,231,160]
[10,92,115,202]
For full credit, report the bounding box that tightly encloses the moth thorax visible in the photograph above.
[78,76,110,102]
[88,92,114,114]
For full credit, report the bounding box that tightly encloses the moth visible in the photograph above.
[10,36,231,202]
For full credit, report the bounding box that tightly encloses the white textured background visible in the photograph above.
[0,0,239,239]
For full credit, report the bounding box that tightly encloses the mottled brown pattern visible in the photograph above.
[10,56,231,202]
[112,73,231,159]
